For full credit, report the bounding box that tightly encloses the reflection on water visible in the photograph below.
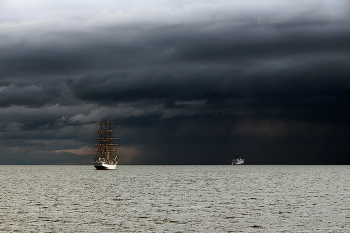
[1,165,349,232]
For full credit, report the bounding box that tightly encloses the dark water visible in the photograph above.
[1,165,349,232]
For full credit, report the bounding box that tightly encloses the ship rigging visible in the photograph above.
[93,119,119,170]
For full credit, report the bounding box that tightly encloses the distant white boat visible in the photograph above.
[232,156,244,165]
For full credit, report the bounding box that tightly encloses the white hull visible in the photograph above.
[233,162,244,165]
[94,162,117,170]
[232,159,244,165]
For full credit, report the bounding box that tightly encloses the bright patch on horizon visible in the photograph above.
[55,146,92,155]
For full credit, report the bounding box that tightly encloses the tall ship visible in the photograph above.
[93,119,119,170]
[232,156,244,165]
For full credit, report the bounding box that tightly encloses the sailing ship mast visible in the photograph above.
[93,119,119,169]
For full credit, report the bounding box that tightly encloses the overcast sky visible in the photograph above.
[0,0,349,165]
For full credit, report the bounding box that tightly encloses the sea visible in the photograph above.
[0,165,349,232]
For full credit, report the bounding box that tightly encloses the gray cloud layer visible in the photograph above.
[1,0,350,164]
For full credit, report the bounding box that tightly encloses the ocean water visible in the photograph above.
[0,165,349,232]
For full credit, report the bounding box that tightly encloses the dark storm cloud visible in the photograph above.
[0,79,81,107]
[1,0,350,164]
[3,2,349,79]
[69,58,350,125]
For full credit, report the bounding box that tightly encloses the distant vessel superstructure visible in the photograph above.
[232,156,244,165]
[93,119,119,170]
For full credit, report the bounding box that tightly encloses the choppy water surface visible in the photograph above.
[0,165,349,232]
